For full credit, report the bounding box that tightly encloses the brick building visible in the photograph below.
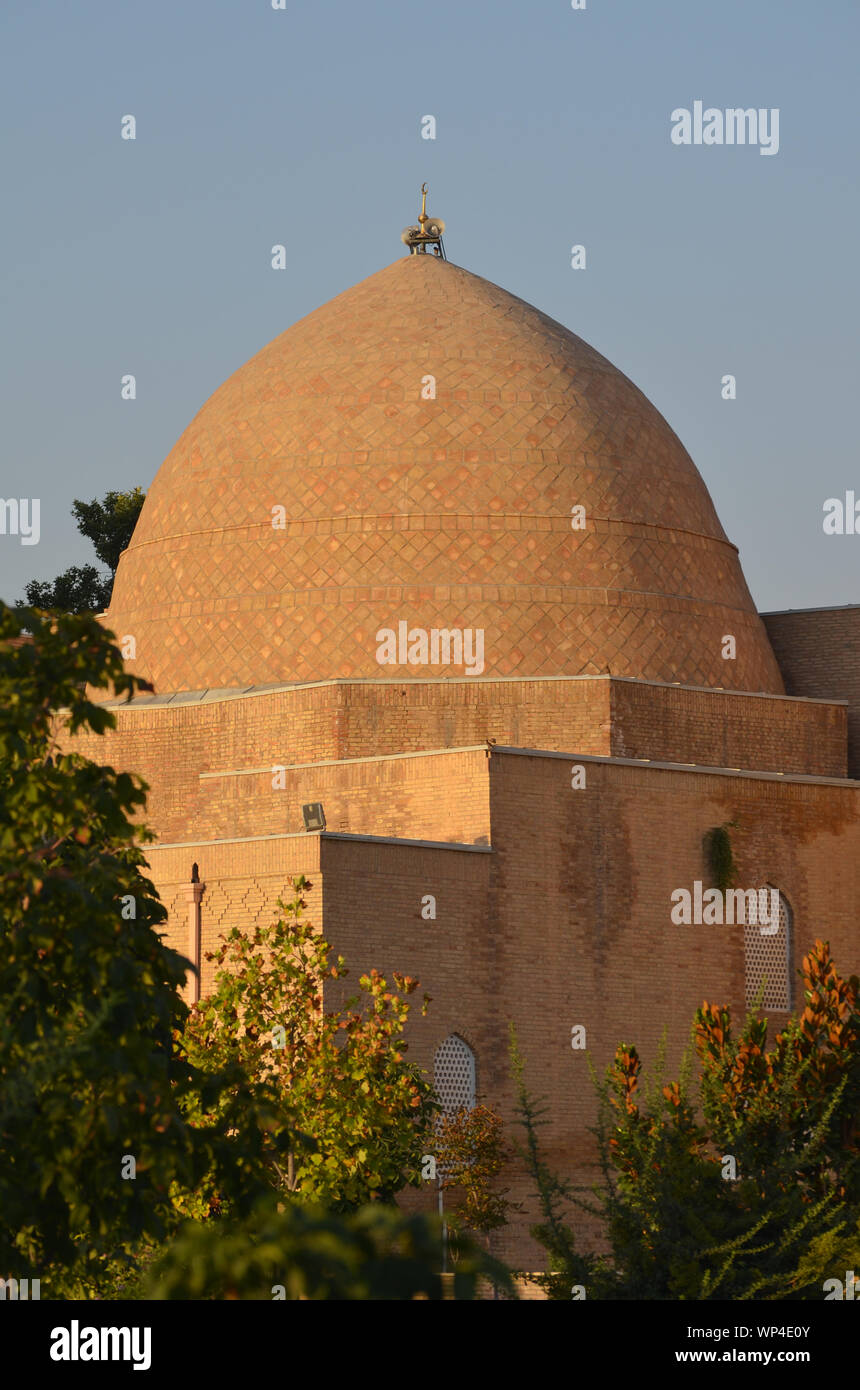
[71,238,860,1272]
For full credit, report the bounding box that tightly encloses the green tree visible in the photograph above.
[0,602,287,1292]
[0,602,507,1302]
[23,487,145,613]
[434,1103,517,1238]
[180,878,439,1210]
[694,939,859,1206]
[143,1201,513,1301]
[71,489,146,574]
[23,564,110,615]
[508,944,860,1299]
[785,1216,860,1301]
[508,1024,596,1298]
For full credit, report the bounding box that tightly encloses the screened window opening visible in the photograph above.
[434,1034,476,1114]
[744,888,792,1012]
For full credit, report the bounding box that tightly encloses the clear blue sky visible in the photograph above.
[1,0,857,612]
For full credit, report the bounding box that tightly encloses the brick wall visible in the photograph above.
[610,678,846,776]
[475,750,860,1267]
[197,747,490,845]
[68,674,847,849]
[292,750,860,1271]
[317,835,498,1256]
[144,835,323,996]
[62,675,859,1274]
[763,607,860,777]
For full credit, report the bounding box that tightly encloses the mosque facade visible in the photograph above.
[71,223,860,1272]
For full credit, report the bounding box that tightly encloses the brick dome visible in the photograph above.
[108,254,783,694]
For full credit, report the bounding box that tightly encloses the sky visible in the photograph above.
[1,0,858,613]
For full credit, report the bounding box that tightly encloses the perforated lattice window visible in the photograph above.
[434,1035,476,1114]
[744,889,792,1012]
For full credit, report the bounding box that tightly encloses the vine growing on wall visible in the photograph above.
[704,819,738,893]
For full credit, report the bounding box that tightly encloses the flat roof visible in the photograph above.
[147,828,489,853]
[761,604,860,616]
[193,741,858,791]
[490,745,860,789]
[97,672,847,710]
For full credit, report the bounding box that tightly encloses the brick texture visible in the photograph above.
[104,255,783,694]
[56,256,860,1280]
[63,689,860,1271]
[763,607,860,777]
[71,675,845,848]
[314,751,860,1269]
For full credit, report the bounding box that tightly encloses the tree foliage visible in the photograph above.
[71,489,146,575]
[433,1103,517,1238]
[144,1200,512,1301]
[510,944,860,1299]
[694,939,858,1206]
[22,487,145,614]
[179,878,439,1210]
[0,603,288,1288]
[23,564,112,615]
[508,1024,595,1297]
[0,603,509,1300]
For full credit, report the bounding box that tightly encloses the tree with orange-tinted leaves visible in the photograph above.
[695,939,858,1205]
[433,1104,516,1239]
[511,944,859,1299]
[596,940,859,1297]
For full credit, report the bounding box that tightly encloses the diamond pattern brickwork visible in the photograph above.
[107,255,784,695]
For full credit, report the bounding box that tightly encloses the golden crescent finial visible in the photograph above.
[419,182,428,225]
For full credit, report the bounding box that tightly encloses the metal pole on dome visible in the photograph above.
[400,185,446,257]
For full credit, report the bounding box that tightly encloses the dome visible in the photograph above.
[107,254,783,694]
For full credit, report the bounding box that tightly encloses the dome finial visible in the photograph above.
[401,185,447,258]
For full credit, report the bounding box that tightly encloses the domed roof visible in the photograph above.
[108,254,783,694]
